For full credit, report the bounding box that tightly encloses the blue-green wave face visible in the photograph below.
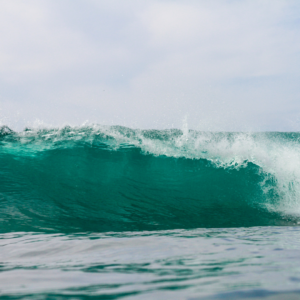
[1,125,300,233]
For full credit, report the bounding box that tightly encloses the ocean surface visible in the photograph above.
[1,125,300,299]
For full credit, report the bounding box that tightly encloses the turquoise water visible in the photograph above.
[1,125,300,299]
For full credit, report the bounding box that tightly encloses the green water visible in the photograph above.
[1,125,300,299]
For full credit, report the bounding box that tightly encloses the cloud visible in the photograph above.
[0,0,300,130]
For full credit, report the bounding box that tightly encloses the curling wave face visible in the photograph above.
[1,125,300,233]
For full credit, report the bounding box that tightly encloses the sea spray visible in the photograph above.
[2,125,300,299]
[1,125,300,233]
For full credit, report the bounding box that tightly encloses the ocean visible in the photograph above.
[1,125,300,299]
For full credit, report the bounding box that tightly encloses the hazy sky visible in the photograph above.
[1,0,300,131]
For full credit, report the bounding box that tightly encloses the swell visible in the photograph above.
[0,125,299,233]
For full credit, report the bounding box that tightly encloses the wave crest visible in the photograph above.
[0,125,300,232]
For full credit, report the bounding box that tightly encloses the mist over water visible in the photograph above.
[1,124,300,299]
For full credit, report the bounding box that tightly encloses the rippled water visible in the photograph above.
[1,227,300,299]
[1,125,300,299]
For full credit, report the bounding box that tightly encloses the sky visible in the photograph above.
[0,0,300,131]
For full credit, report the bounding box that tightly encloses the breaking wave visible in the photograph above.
[1,125,300,232]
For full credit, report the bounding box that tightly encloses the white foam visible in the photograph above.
[2,123,300,215]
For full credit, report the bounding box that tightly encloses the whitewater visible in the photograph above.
[1,124,300,299]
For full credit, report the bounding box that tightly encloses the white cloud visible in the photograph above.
[0,0,300,130]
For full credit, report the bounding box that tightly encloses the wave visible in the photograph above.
[1,125,300,233]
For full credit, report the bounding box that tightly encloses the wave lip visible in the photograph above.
[0,125,300,233]
[0,125,14,137]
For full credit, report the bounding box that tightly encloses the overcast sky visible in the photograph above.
[1,0,300,131]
